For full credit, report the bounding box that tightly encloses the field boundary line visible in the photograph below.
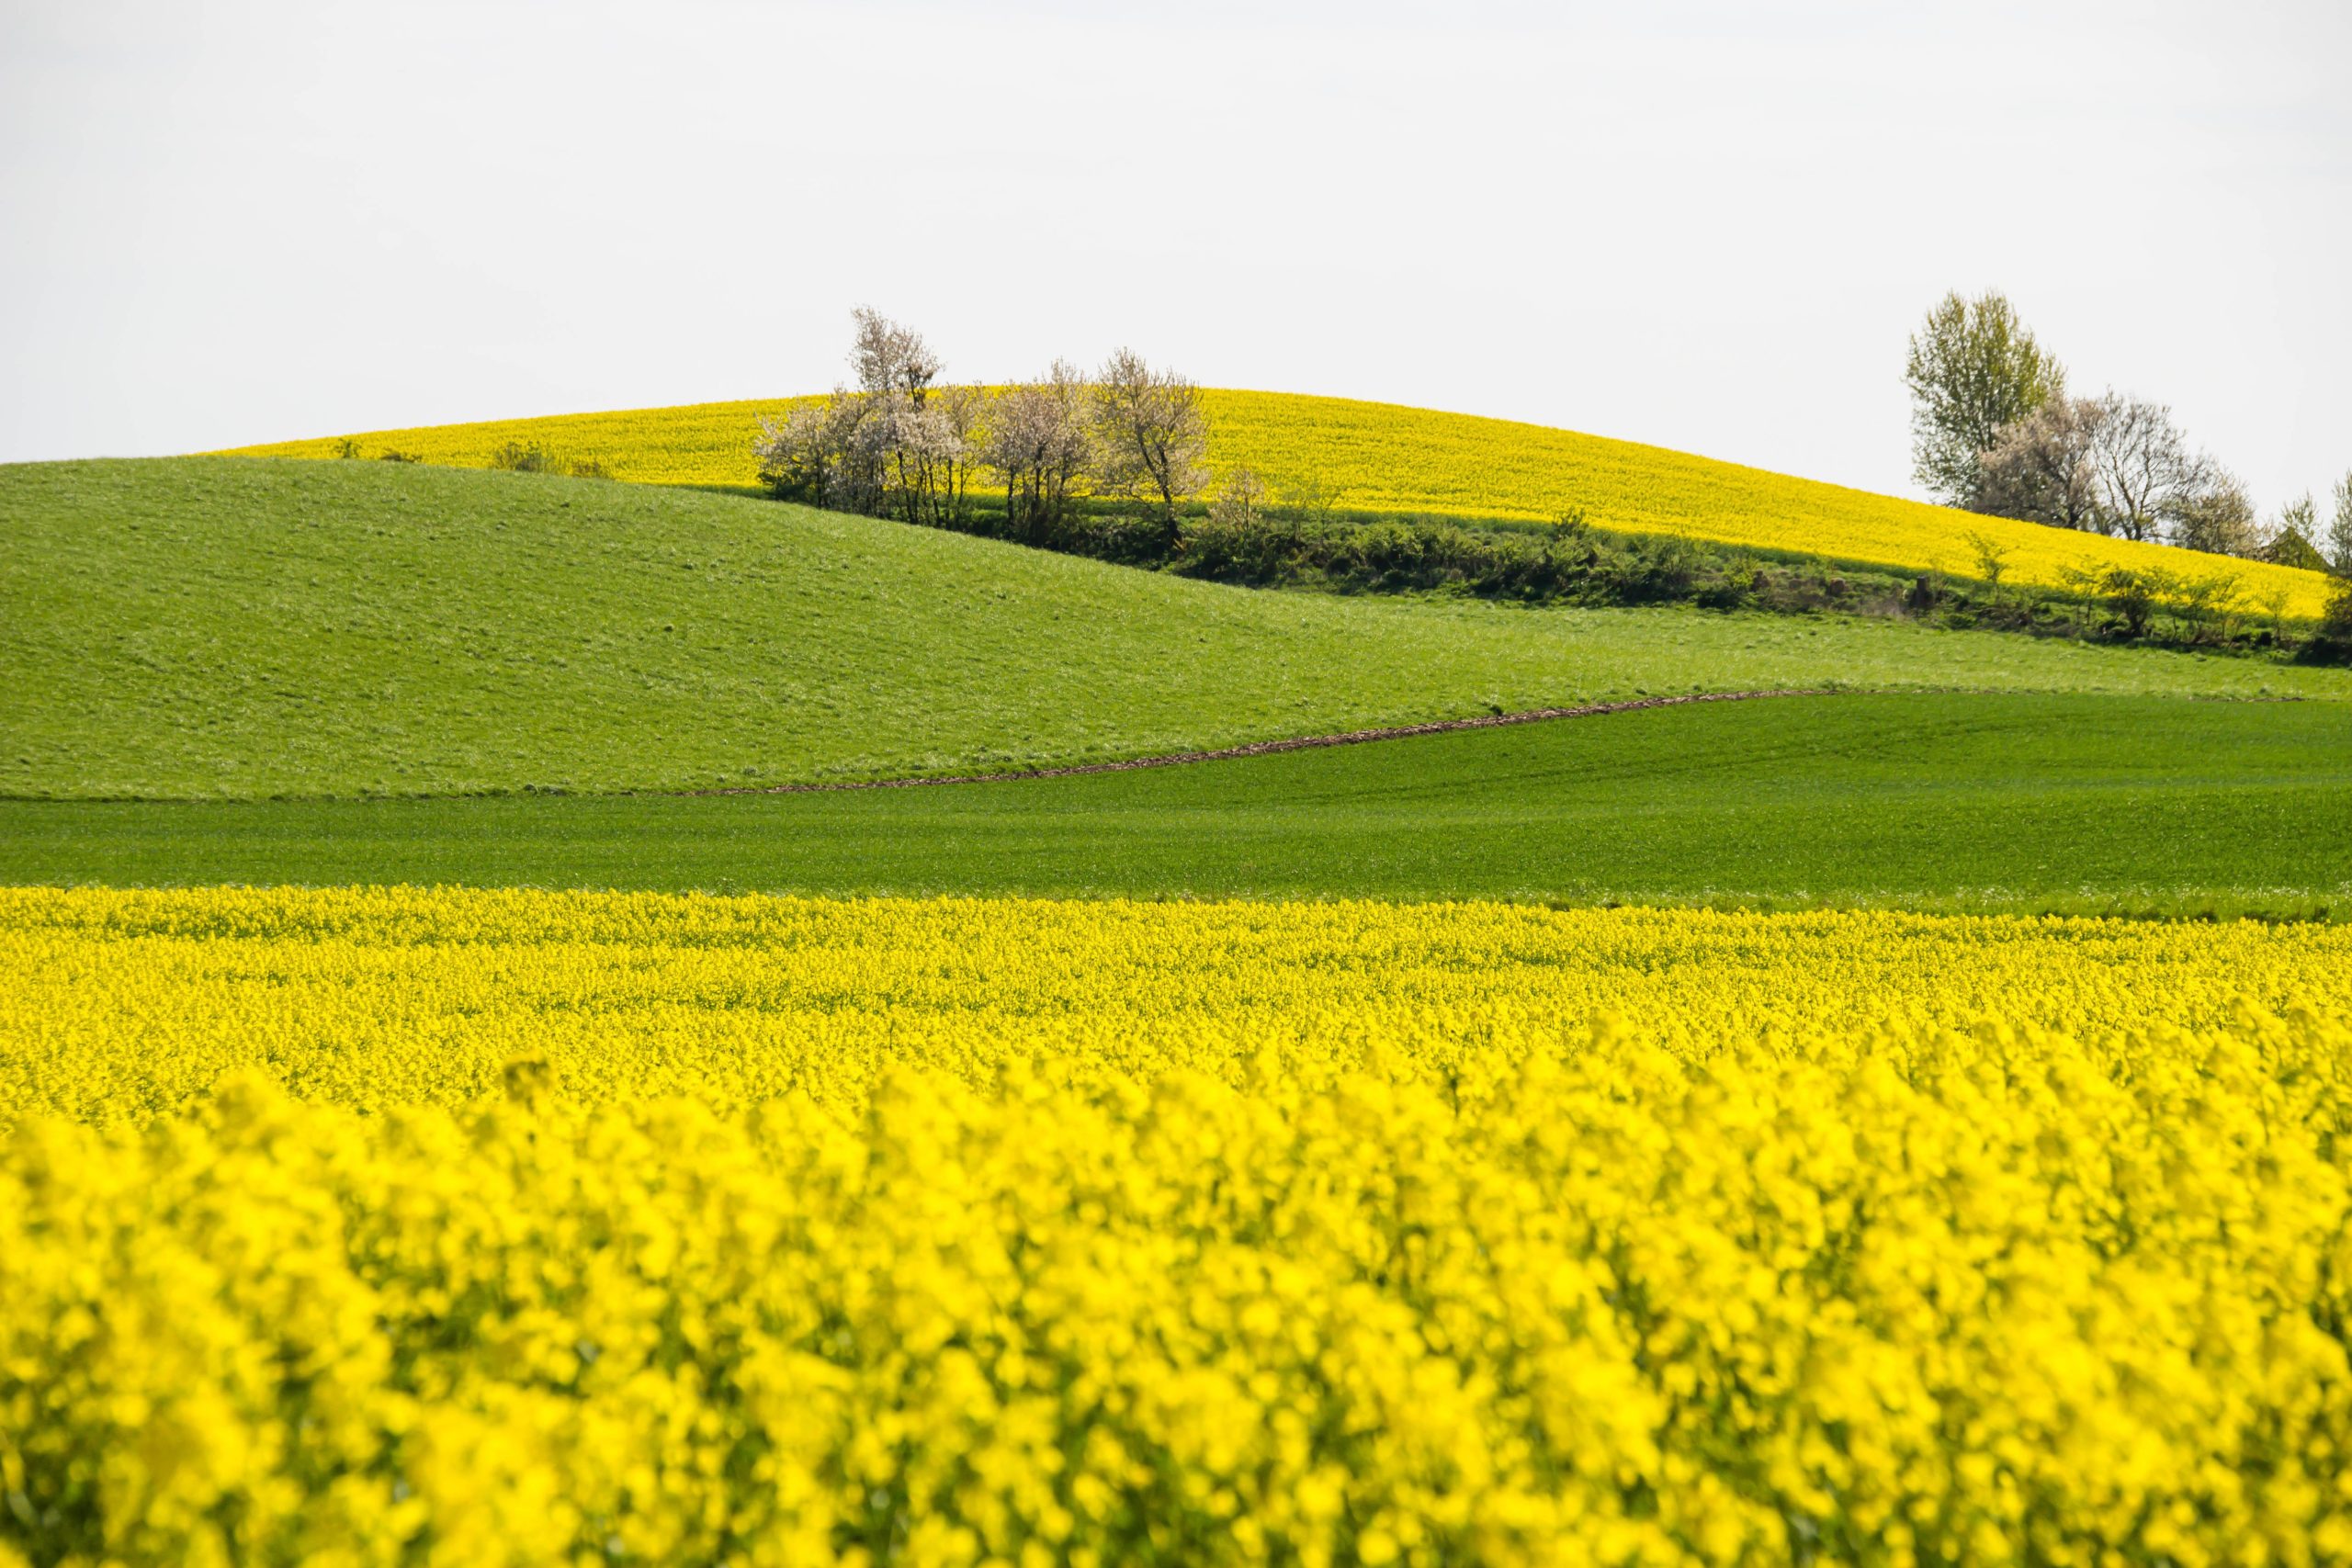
[689,688,1840,797]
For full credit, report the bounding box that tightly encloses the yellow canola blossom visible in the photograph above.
[9,1018,2352,1564]
[9,888,2352,1564]
[220,389,2337,619]
[6,886,2352,1125]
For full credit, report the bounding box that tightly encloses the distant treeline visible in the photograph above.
[737,309,2351,661]
[752,310,1208,547]
[1905,290,2352,577]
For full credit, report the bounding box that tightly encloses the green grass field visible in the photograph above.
[6,457,2346,803]
[7,693,2344,916]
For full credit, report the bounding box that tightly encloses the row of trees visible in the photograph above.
[755,311,1211,546]
[1905,291,2352,571]
[750,304,2349,656]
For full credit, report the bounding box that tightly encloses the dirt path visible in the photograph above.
[689,687,1838,797]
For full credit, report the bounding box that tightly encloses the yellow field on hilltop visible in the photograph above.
[8,886,2352,1563]
[221,389,2338,618]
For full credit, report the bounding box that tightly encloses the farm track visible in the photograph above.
[689,688,1839,797]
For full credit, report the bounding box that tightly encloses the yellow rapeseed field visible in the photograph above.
[220,389,2337,619]
[7,887,2352,1563]
[8,886,2352,1123]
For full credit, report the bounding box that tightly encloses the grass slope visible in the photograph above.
[8,458,2345,803]
[224,389,2338,618]
[8,694,2346,916]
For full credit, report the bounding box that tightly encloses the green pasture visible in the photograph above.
[7,693,2344,917]
[5,458,2343,802]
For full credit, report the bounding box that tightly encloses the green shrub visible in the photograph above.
[488,441,562,474]
[2304,577,2352,666]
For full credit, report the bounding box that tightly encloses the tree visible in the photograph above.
[2169,569,2246,646]
[1962,531,2013,603]
[2259,495,2331,572]
[2171,466,2257,558]
[758,310,975,525]
[755,393,880,512]
[850,306,941,401]
[2271,492,2321,564]
[2314,575,2352,664]
[982,361,1094,542]
[2328,470,2352,574]
[845,308,968,526]
[1904,290,2065,506]
[927,384,985,526]
[2256,582,2294,646]
[864,395,968,527]
[1091,347,1207,542]
[2084,392,2205,543]
[1973,396,2105,531]
[1282,476,1341,530]
[2081,565,2176,639]
[1207,466,1268,528]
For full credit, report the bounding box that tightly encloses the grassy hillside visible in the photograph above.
[224,389,2338,618]
[6,458,2347,803]
[8,694,2346,917]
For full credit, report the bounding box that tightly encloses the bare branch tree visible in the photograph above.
[2172,465,2258,558]
[1091,347,1208,542]
[1973,395,2106,532]
[982,361,1094,542]
[756,311,973,525]
[2084,392,2206,543]
[754,392,880,512]
[771,309,967,525]
[865,398,967,526]
[854,310,947,523]
[850,306,942,401]
[929,383,985,526]
[2328,470,2352,574]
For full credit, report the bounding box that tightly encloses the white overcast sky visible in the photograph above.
[3,0,2346,509]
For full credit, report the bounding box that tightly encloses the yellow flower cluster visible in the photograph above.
[7,886,2352,1127]
[220,389,2335,618]
[10,887,2352,1564]
[9,1018,2352,1565]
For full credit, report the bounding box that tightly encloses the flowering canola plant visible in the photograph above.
[8,886,2352,1125]
[7,887,2352,1564]
[221,389,2336,619]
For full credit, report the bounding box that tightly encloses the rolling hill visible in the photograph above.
[9,693,2347,918]
[222,388,2339,619]
[5,457,2346,803]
